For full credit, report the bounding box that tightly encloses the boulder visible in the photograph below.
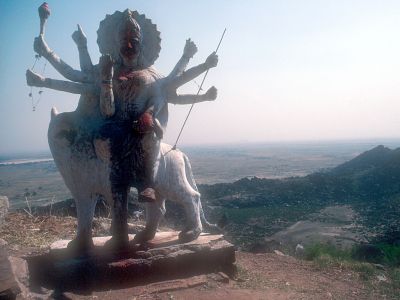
[0,239,21,299]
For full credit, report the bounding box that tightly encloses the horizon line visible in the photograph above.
[2,137,400,157]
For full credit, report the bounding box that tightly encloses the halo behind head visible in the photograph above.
[97,9,161,68]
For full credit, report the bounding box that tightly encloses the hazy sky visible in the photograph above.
[1,0,400,154]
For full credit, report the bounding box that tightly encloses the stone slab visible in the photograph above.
[26,231,235,294]
[50,232,225,251]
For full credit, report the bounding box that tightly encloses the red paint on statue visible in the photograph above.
[137,112,154,133]
[38,2,51,20]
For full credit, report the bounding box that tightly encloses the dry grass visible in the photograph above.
[0,212,146,250]
[0,212,77,249]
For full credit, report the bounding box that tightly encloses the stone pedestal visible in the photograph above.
[26,232,235,294]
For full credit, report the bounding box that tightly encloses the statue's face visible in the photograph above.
[118,23,141,66]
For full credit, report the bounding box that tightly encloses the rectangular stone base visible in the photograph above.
[26,232,235,293]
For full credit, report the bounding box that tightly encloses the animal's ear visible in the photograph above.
[51,107,59,120]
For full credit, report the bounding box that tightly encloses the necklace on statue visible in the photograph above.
[28,55,47,111]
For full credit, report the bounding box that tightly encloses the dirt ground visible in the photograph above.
[59,251,384,300]
[0,213,396,300]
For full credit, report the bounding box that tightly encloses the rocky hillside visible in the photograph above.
[198,145,400,247]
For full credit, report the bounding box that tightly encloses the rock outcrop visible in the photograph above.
[0,239,21,299]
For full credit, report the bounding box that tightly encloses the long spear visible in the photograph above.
[172,28,227,150]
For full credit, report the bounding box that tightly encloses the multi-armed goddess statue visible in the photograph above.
[27,6,221,252]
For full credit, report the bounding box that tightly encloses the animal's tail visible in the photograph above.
[183,153,221,234]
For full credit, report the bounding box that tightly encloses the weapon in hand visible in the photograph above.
[38,2,51,36]
[172,28,227,150]
[28,2,50,111]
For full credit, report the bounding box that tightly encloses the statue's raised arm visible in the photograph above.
[34,35,91,83]
[72,24,94,75]
[26,69,95,95]
[168,86,217,105]
[170,51,218,89]
[167,38,197,79]
[150,42,218,117]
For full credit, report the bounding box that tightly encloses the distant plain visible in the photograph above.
[1,140,400,209]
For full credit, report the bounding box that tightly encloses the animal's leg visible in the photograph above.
[179,193,203,242]
[107,185,130,249]
[67,194,96,252]
[133,199,166,243]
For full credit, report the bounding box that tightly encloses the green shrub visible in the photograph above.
[313,254,335,268]
[304,243,352,261]
[305,243,400,266]
[304,243,378,280]
[376,244,400,267]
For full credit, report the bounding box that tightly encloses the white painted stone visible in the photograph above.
[50,232,224,251]
[26,9,220,250]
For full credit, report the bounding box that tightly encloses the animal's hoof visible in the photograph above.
[205,224,222,234]
[178,228,202,243]
[67,236,94,254]
[104,236,129,251]
[132,230,156,244]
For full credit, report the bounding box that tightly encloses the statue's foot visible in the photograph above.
[178,227,202,243]
[67,236,94,254]
[138,188,156,202]
[132,229,156,244]
[104,235,130,251]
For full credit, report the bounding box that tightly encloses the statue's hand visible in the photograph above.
[205,86,218,101]
[72,24,87,48]
[183,38,197,58]
[99,54,114,80]
[205,52,218,69]
[26,69,45,87]
[34,35,51,57]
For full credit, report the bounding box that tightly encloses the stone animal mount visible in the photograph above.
[26,8,221,253]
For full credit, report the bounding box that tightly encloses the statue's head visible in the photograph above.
[97,9,161,68]
[117,14,142,67]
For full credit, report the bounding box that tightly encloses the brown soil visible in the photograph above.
[0,213,395,299]
[58,251,388,300]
